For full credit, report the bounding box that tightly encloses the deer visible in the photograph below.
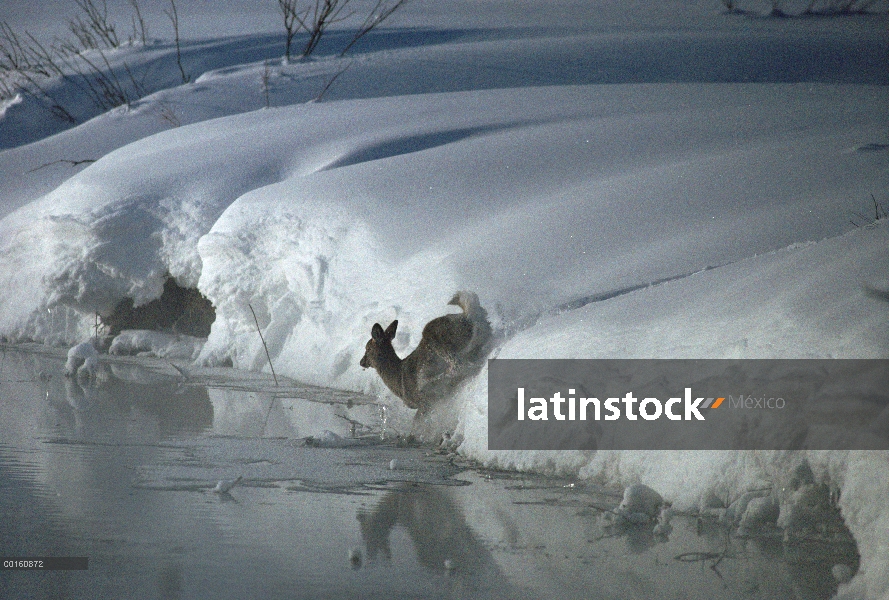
[359,291,492,409]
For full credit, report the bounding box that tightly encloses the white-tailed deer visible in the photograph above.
[360,291,492,409]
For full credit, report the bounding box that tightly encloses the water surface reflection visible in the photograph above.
[0,346,856,599]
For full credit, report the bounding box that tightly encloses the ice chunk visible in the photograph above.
[616,483,664,523]
[64,341,98,379]
[213,476,242,494]
[738,496,780,533]
[108,330,205,360]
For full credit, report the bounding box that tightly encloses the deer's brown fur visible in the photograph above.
[360,291,492,409]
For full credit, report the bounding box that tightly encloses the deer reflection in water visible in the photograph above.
[357,484,516,597]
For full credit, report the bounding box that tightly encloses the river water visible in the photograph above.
[0,344,856,599]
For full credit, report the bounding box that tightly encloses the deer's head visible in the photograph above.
[359,320,398,370]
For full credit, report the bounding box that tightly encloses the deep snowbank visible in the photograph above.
[1,82,886,428]
[1,84,885,363]
[3,21,886,218]
[453,220,889,598]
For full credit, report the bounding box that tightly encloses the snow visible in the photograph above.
[1,0,888,596]
[613,483,665,524]
[64,339,99,378]
[108,329,205,359]
[212,475,243,494]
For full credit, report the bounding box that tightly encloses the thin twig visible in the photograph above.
[674,551,723,562]
[165,0,189,83]
[339,0,409,57]
[260,393,277,438]
[312,59,352,102]
[129,0,147,45]
[248,303,278,386]
[27,158,97,173]
[871,193,888,220]
[261,62,271,108]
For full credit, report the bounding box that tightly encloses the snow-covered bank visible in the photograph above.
[1,1,888,596]
[455,221,889,597]
[2,80,886,595]
[2,84,886,365]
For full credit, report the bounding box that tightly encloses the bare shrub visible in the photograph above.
[68,0,119,50]
[850,194,888,228]
[0,0,172,124]
[0,22,79,122]
[276,0,410,60]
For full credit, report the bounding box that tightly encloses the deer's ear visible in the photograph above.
[385,320,398,340]
[371,323,385,341]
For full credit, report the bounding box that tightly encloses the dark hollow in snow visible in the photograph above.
[101,277,215,337]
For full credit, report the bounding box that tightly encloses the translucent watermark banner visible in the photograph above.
[487,359,889,450]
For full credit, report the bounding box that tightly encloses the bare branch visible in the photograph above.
[340,0,409,56]
[261,61,272,107]
[312,59,352,102]
[129,0,148,45]
[248,303,279,386]
[277,0,407,60]
[70,0,119,49]
[165,0,189,83]
[27,158,97,173]
[277,0,305,62]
